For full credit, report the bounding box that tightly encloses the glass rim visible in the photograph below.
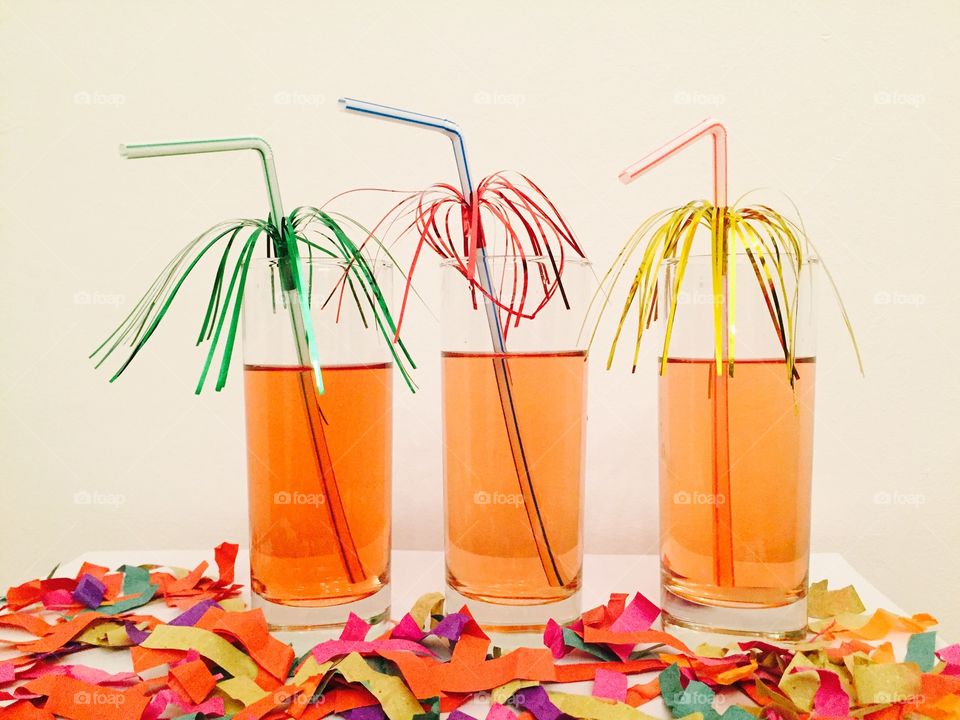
[439,254,592,268]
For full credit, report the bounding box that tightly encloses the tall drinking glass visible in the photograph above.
[441,256,591,632]
[658,254,817,639]
[243,257,392,630]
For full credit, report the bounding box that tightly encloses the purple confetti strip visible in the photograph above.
[449,710,479,720]
[432,612,470,641]
[348,705,387,720]
[125,623,150,645]
[169,598,221,627]
[510,686,567,720]
[72,574,107,610]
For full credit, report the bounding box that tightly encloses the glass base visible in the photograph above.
[445,586,581,641]
[661,584,807,641]
[252,583,390,632]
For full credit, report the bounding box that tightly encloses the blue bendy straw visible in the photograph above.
[339,98,566,587]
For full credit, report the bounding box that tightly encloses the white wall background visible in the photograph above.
[1,1,957,636]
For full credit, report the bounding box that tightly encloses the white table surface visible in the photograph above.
[2,550,926,719]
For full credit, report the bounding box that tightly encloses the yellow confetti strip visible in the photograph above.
[695,643,728,659]
[549,692,661,720]
[334,652,423,720]
[809,580,866,619]
[852,663,922,705]
[142,624,258,678]
[779,670,820,713]
[778,653,819,711]
[409,592,445,630]
[493,680,538,704]
[217,675,269,705]
[291,656,331,686]
[75,620,131,647]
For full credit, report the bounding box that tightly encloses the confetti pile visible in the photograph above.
[1,546,957,720]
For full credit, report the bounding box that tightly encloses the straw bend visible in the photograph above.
[338,97,473,197]
[120,136,285,225]
[619,118,728,207]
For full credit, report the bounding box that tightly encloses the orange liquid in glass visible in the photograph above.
[659,357,815,607]
[442,350,586,605]
[244,363,391,606]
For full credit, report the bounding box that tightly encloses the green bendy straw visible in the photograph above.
[92,136,383,583]
[118,137,324,392]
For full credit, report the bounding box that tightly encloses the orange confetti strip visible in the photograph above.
[169,658,217,704]
[23,675,150,720]
[14,614,105,654]
[864,704,903,720]
[871,642,896,664]
[0,700,57,719]
[214,609,295,681]
[920,673,960,704]
[625,677,660,706]
[193,604,226,630]
[152,562,208,596]
[582,627,693,655]
[234,683,306,720]
[214,542,239,586]
[74,563,109,583]
[0,612,53,638]
[130,645,185,673]
[817,609,938,641]
[712,660,759,685]
[100,574,123,603]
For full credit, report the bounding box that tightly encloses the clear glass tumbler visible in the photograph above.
[441,256,591,632]
[243,257,392,630]
[658,253,818,639]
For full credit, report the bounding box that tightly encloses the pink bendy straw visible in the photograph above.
[619,118,735,587]
[619,119,728,207]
